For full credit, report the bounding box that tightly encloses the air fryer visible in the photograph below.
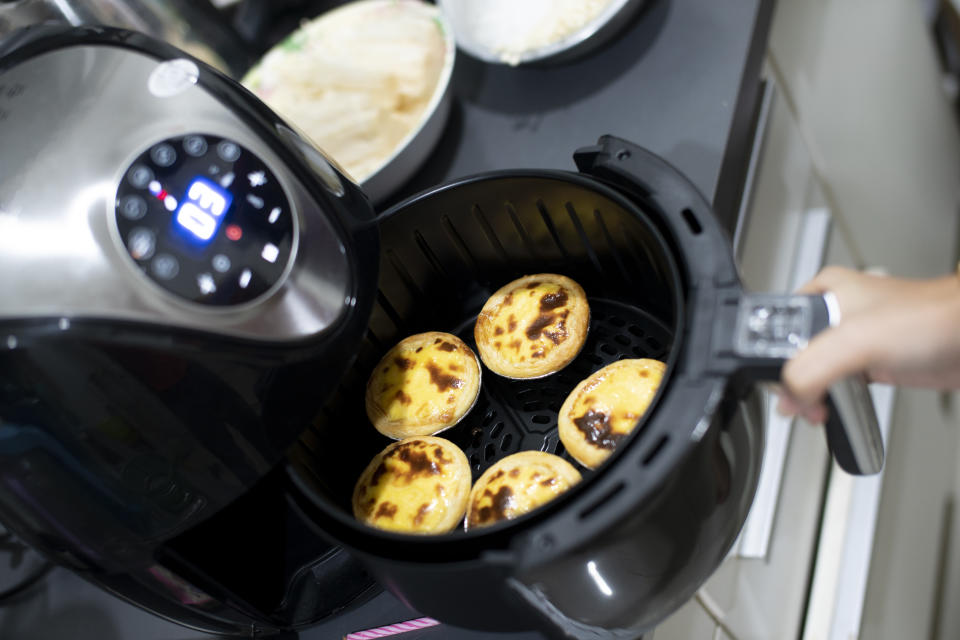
[0,25,883,640]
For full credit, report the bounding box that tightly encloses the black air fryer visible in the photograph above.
[0,26,883,639]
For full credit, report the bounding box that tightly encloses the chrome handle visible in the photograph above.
[734,293,884,475]
[823,373,884,474]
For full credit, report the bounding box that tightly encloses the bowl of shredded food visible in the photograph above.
[242,0,455,203]
[438,0,645,66]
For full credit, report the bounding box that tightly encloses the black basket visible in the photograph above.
[291,171,682,521]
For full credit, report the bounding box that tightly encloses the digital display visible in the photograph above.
[117,134,295,307]
[175,177,232,242]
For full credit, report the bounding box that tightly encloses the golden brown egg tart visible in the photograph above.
[474,274,590,379]
[464,451,582,530]
[352,436,472,534]
[558,358,666,469]
[366,332,481,440]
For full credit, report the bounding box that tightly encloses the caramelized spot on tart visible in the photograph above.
[474,486,515,525]
[573,409,626,450]
[526,314,555,341]
[374,502,397,520]
[539,290,568,311]
[426,363,463,392]
[413,503,432,526]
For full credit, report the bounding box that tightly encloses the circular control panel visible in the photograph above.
[115,134,295,306]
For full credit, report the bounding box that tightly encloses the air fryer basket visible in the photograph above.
[292,170,682,510]
[287,148,762,638]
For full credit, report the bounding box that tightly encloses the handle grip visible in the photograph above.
[734,293,884,475]
[823,375,884,474]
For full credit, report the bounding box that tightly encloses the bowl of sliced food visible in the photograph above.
[242,0,455,203]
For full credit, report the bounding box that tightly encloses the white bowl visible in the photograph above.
[438,0,645,66]
[243,0,456,204]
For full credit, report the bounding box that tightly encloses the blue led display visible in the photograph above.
[175,177,233,243]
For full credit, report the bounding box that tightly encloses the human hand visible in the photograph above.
[779,266,960,423]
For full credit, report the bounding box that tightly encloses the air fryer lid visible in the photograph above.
[0,24,380,343]
[0,26,381,631]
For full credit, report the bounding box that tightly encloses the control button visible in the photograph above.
[151,143,177,168]
[268,207,282,224]
[183,135,208,157]
[128,165,154,189]
[212,254,231,273]
[261,243,279,263]
[147,59,199,98]
[225,224,242,241]
[197,273,217,295]
[246,194,264,209]
[247,171,267,187]
[219,172,235,188]
[128,228,156,261]
[217,141,240,162]
[239,269,252,289]
[119,195,147,220]
[151,254,179,280]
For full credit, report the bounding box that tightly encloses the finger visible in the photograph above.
[781,320,875,407]
[776,389,827,423]
[777,396,796,416]
[795,265,855,295]
[799,403,828,425]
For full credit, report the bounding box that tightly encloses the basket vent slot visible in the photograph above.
[536,199,571,260]
[682,208,703,235]
[642,435,670,466]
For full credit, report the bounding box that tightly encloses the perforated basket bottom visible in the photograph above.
[444,297,673,479]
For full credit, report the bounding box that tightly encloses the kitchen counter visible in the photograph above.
[0,0,776,638]
[390,0,776,236]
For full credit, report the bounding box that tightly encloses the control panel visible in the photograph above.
[115,134,295,306]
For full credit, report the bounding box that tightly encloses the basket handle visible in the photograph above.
[733,293,884,475]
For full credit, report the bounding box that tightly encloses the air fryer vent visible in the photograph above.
[443,298,673,477]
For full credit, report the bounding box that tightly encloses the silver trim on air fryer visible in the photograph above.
[0,46,351,341]
[826,375,884,474]
[733,294,815,359]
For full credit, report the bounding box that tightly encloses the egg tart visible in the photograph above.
[464,451,581,530]
[474,274,589,379]
[366,332,481,439]
[352,436,471,534]
[558,358,666,469]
